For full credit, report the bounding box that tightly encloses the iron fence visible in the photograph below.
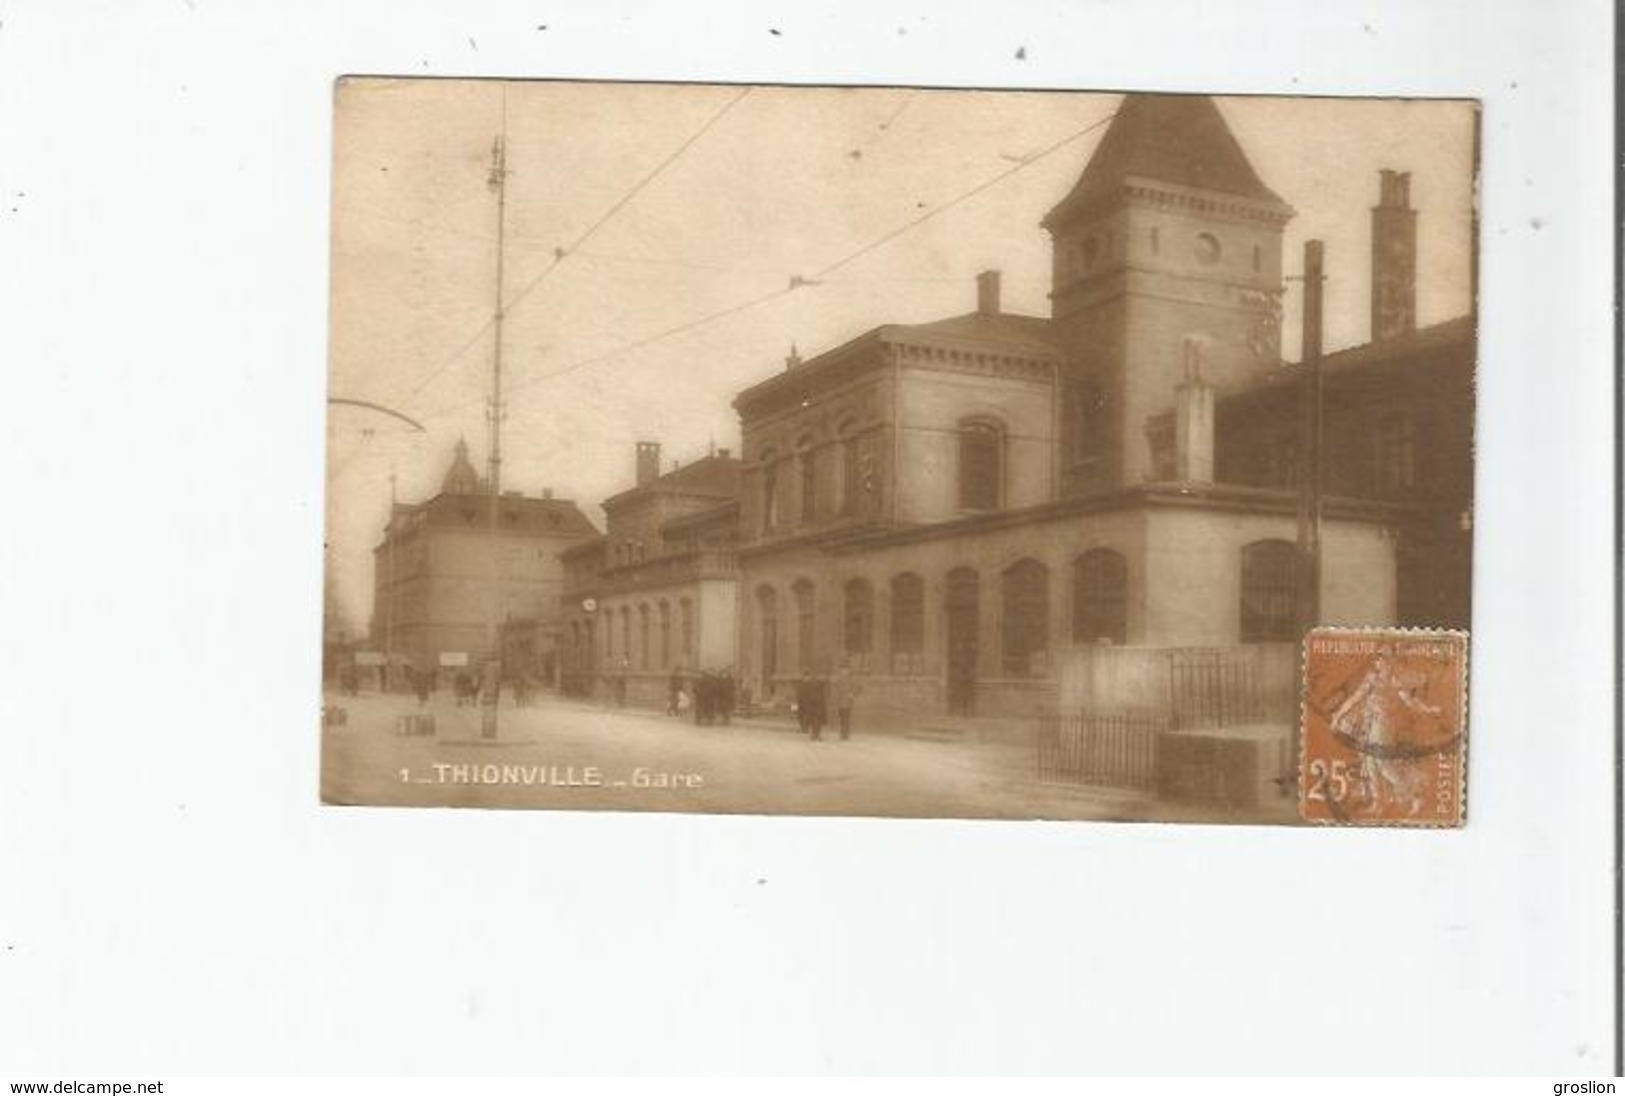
[1035,710,1168,791]
[1169,649,1263,729]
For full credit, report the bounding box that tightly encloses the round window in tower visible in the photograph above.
[1194,232,1222,266]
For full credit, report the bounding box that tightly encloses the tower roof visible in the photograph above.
[1044,94,1288,228]
[440,436,483,496]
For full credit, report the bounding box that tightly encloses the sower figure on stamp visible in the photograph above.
[832,660,859,740]
[1330,649,1442,816]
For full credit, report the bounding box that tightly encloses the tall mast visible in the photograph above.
[482,90,510,739]
[487,113,509,497]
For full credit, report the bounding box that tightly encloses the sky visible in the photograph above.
[325,80,1476,636]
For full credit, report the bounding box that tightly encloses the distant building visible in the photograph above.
[372,438,598,680]
[559,445,742,701]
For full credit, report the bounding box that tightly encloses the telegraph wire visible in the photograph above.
[404,85,753,399]
[811,109,1116,281]
[412,106,1119,421]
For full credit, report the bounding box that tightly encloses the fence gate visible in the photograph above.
[1169,649,1263,729]
[1035,711,1168,791]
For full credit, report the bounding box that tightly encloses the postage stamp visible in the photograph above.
[1299,628,1468,827]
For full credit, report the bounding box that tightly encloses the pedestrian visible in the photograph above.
[832,660,859,740]
[667,665,685,716]
[795,670,820,740]
[718,669,735,726]
[810,671,829,741]
[694,670,714,726]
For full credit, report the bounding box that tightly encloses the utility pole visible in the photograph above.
[482,97,510,741]
[384,465,397,672]
[1295,240,1326,642]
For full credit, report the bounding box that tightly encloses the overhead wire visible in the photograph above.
[412,105,1120,422]
[402,85,753,400]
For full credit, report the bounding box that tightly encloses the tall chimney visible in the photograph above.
[1371,169,1417,342]
[976,269,1001,316]
[1174,336,1215,483]
[635,441,661,487]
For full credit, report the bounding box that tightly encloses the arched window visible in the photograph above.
[637,603,651,669]
[793,579,817,671]
[760,449,779,533]
[1001,558,1050,677]
[838,420,861,516]
[958,418,1003,511]
[843,578,874,656]
[797,436,818,525]
[618,606,630,665]
[755,586,778,685]
[1073,549,1128,645]
[889,572,925,675]
[583,619,595,671]
[1240,539,1297,642]
[679,597,695,666]
[657,600,671,669]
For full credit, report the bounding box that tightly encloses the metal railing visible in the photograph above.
[1169,649,1263,729]
[1035,710,1168,791]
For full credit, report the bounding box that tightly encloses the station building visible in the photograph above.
[556,93,1474,723]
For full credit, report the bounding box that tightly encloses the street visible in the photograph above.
[320,689,1293,823]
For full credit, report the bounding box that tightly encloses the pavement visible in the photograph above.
[319,689,1296,824]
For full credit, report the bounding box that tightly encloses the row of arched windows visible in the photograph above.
[752,550,1134,681]
[747,538,1299,679]
[568,597,697,671]
[570,539,1298,677]
[757,421,875,533]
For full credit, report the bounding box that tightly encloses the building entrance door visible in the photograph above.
[945,567,979,716]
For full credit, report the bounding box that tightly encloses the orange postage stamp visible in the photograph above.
[1300,628,1468,827]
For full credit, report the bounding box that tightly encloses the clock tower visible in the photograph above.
[1044,94,1295,492]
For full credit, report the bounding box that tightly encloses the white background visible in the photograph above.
[0,0,1614,1076]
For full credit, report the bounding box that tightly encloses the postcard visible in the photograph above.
[321,80,1476,824]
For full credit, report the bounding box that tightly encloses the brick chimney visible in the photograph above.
[1174,336,1215,483]
[1371,169,1417,342]
[635,441,661,487]
[976,269,1001,316]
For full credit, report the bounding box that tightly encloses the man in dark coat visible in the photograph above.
[695,670,716,726]
[796,670,828,740]
[718,670,735,726]
[794,671,812,736]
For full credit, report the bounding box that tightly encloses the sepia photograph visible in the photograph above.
[320,80,1478,824]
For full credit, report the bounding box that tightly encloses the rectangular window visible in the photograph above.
[958,422,1002,511]
[1370,413,1416,493]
